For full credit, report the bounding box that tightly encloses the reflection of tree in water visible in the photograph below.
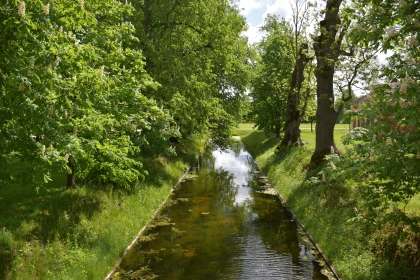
[230,141,243,157]
[250,190,302,264]
[211,169,238,208]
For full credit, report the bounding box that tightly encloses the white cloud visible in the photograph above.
[237,0,264,16]
[239,1,296,44]
[262,0,293,21]
[243,23,266,44]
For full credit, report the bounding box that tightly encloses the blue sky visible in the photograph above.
[237,0,294,44]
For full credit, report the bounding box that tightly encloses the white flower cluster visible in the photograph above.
[386,26,398,38]
[44,3,50,15]
[386,137,393,147]
[408,36,418,47]
[18,1,26,18]
[400,74,415,94]
[29,56,35,68]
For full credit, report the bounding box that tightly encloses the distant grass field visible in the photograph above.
[234,123,348,152]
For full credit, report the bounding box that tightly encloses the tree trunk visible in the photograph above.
[309,0,343,168]
[311,120,313,132]
[280,44,311,147]
[275,124,281,139]
[66,160,76,189]
[311,71,339,165]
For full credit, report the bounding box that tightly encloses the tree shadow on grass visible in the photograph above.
[241,131,280,158]
[0,172,102,279]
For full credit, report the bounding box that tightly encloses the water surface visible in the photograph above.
[113,143,331,279]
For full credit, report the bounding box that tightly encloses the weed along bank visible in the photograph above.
[108,142,337,279]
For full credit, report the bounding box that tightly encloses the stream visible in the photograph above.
[112,142,334,279]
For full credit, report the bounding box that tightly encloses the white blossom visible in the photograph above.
[386,137,393,147]
[29,56,35,68]
[44,3,50,15]
[54,57,61,66]
[407,55,417,66]
[18,1,26,18]
[400,74,415,94]
[386,26,398,38]
[408,36,418,47]
[99,65,105,77]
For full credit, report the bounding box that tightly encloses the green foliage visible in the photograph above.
[249,15,294,137]
[0,0,176,190]
[341,127,369,145]
[131,0,251,145]
[339,0,420,230]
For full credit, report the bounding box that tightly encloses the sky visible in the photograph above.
[237,0,295,44]
[237,0,390,63]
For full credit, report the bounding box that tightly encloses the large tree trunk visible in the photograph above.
[311,70,339,164]
[309,0,343,168]
[280,44,311,147]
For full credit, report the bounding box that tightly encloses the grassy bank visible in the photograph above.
[0,138,203,279]
[233,124,418,280]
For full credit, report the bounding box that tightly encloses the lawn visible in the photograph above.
[234,122,348,152]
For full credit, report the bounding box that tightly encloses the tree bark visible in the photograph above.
[309,0,343,168]
[275,124,281,139]
[280,44,311,147]
[66,159,76,189]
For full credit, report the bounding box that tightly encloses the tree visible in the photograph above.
[132,0,252,147]
[249,15,294,138]
[280,0,315,146]
[309,0,350,167]
[0,0,175,189]
[279,43,313,146]
[346,0,420,223]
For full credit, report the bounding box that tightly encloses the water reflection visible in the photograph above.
[113,144,330,280]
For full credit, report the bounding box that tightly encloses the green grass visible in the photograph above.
[232,123,419,280]
[0,137,204,280]
[405,193,420,216]
[233,123,348,152]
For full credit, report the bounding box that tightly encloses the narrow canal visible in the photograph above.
[112,142,333,279]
